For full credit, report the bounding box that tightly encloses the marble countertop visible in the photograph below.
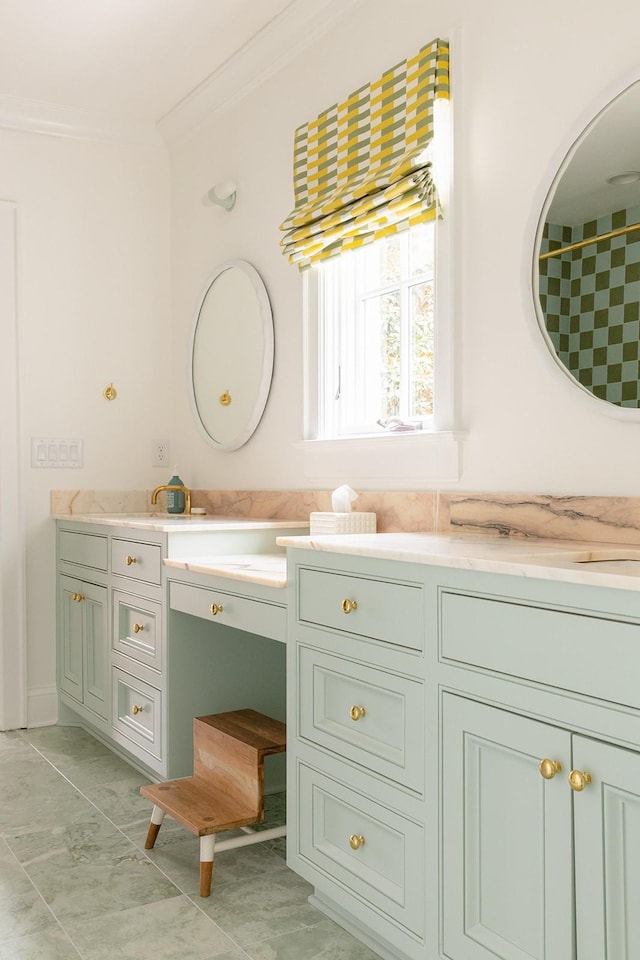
[276,531,640,591]
[164,554,287,589]
[53,513,309,534]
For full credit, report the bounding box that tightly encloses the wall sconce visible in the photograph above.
[202,180,237,211]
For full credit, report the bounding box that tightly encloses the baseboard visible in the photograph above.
[26,685,58,728]
[309,892,414,960]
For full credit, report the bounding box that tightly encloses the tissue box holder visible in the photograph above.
[310,512,377,535]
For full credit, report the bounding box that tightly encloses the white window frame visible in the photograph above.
[297,96,461,486]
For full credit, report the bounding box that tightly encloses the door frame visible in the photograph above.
[0,200,27,730]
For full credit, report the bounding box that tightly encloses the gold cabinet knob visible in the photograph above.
[569,769,592,792]
[210,603,224,616]
[125,555,137,566]
[131,704,144,715]
[350,705,366,721]
[539,759,562,780]
[72,592,84,602]
[349,834,365,850]
[341,598,358,614]
[133,623,144,634]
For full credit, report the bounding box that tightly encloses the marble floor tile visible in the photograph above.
[64,895,242,960]
[1,728,378,960]
[197,868,322,946]
[144,833,289,896]
[244,918,381,960]
[0,841,58,942]
[0,927,83,960]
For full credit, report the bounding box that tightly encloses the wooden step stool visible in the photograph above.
[140,708,286,896]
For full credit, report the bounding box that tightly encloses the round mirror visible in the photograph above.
[190,260,274,450]
[534,81,640,413]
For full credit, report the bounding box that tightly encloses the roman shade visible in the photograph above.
[279,37,449,269]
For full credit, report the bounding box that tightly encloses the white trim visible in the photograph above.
[295,431,464,487]
[0,201,27,731]
[26,685,59,728]
[0,94,160,145]
[157,0,364,145]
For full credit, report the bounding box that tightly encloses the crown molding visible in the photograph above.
[157,0,363,147]
[0,94,160,146]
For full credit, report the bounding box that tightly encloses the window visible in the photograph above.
[315,221,436,439]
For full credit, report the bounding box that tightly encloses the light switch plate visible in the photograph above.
[31,438,83,468]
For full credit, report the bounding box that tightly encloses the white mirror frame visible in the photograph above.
[530,73,640,422]
[189,259,274,451]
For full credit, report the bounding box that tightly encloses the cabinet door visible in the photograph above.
[58,575,108,720]
[573,735,640,960]
[442,694,573,960]
[58,575,84,702]
[82,581,108,720]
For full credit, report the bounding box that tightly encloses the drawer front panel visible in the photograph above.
[170,580,286,642]
[298,568,423,651]
[112,667,162,758]
[112,539,162,584]
[58,530,108,571]
[441,590,640,708]
[298,646,424,792]
[297,762,423,936]
[113,591,162,671]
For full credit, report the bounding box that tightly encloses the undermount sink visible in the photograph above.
[514,547,640,573]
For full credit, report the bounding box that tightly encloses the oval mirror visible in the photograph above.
[534,81,640,414]
[190,260,274,450]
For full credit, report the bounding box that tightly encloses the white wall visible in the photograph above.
[170,0,640,496]
[0,127,172,723]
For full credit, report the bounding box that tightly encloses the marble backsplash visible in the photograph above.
[51,489,640,546]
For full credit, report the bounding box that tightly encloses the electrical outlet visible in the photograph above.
[153,439,170,467]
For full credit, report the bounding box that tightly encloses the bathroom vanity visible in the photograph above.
[280,532,640,960]
[55,514,305,780]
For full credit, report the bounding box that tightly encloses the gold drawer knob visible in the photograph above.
[569,769,592,792]
[131,704,144,715]
[539,758,562,780]
[133,623,144,634]
[210,603,224,616]
[125,555,137,566]
[341,598,358,614]
[349,834,365,850]
[350,705,366,721]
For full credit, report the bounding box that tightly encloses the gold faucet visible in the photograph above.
[151,484,192,515]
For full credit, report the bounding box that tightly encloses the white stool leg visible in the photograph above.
[199,834,216,897]
[144,805,165,849]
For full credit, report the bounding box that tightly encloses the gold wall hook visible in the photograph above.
[103,383,117,401]
[219,390,232,406]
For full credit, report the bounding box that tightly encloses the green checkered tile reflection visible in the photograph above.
[539,203,640,405]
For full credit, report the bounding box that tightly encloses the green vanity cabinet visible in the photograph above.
[285,543,640,960]
[57,574,109,722]
[286,548,429,960]
[56,518,292,782]
[437,568,640,960]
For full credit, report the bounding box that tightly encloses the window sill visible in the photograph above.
[294,430,464,487]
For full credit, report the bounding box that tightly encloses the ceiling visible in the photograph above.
[547,80,640,226]
[0,0,355,142]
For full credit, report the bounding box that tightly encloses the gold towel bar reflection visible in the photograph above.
[539,222,640,260]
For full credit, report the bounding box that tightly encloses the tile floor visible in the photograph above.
[0,725,380,960]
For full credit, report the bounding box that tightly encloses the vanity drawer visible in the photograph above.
[170,580,286,642]
[297,761,424,936]
[113,591,162,671]
[112,538,162,585]
[112,667,162,759]
[298,645,424,792]
[58,530,108,571]
[297,567,423,651]
[440,590,640,709]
